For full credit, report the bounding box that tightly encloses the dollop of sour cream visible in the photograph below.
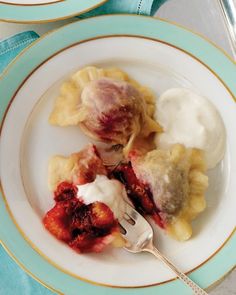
[77,175,128,220]
[155,88,226,169]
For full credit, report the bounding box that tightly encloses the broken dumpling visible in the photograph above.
[113,144,208,241]
[45,144,125,253]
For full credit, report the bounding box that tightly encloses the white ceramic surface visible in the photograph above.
[1,36,235,287]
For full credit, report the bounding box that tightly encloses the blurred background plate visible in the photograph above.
[0,0,108,23]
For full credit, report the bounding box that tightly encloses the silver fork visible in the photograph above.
[119,203,208,295]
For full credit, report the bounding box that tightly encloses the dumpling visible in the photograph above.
[130,144,209,240]
[49,66,162,154]
[48,144,107,191]
[113,144,208,241]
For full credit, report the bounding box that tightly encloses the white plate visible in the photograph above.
[1,36,236,287]
[1,0,58,4]
[0,0,107,23]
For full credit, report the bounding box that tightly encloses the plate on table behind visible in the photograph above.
[0,15,236,295]
[0,0,107,23]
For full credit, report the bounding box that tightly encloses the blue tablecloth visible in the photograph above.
[0,1,167,294]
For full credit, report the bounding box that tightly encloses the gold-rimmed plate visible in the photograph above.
[0,15,236,295]
[0,0,108,23]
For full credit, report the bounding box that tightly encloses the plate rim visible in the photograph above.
[0,14,236,295]
[0,0,108,23]
[1,34,236,288]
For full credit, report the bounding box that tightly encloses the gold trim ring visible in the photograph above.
[0,15,235,292]
[0,0,108,23]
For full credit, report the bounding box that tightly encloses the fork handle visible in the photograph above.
[145,246,208,295]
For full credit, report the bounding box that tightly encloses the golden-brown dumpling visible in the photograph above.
[48,144,107,191]
[49,66,162,154]
[130,144,208,241]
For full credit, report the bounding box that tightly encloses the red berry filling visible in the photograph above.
[112,163,164,228]
[43,182,118,253]
[54,182,78,202]
[75,144,107,185]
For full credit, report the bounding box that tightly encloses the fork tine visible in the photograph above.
[125,205,137,221]
[124,203,150,228]
[119,218,135,232]
[124,202,140,221]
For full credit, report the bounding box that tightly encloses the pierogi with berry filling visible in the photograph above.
[45,144,125,253]
[49,66,162,154]
[113,144,208,241]
[45,66,227,253]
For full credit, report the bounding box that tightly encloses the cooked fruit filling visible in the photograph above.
[45,144,125,253]
[54,181,78,202]
[127,144,208,240]
[48,144,107,191]
[43,182,119,253]
[112,163,164,228]
[112,144,208,241]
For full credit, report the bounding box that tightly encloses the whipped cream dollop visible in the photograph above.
[155,88,226,169]
[77,175,128,220]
